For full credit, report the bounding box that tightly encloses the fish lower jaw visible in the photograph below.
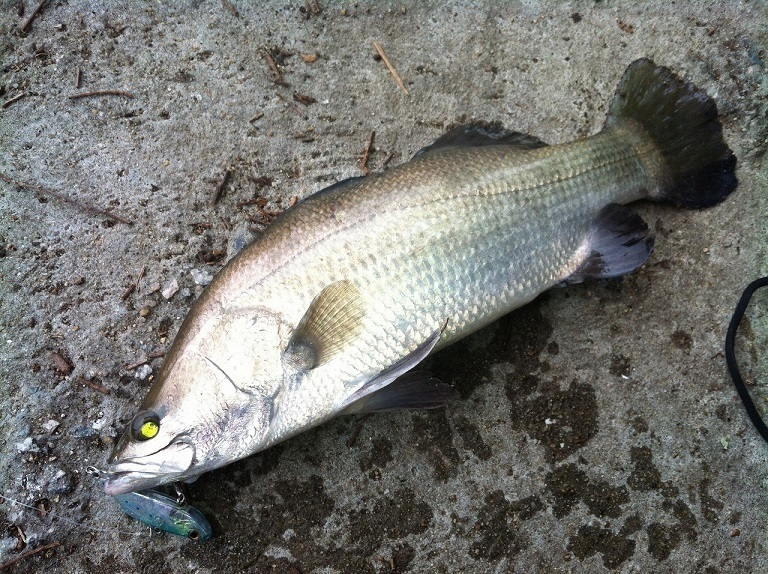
[103,470,183,495]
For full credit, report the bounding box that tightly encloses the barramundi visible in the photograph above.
[104,59,737,495]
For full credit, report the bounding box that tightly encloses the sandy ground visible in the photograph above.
[1,1,767,573]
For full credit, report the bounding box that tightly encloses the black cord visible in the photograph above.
[725,276,768,443]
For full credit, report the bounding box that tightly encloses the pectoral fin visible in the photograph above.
[284,280,365,370]
[339,326,449,414]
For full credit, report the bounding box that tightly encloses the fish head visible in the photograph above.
[105,306,289,495]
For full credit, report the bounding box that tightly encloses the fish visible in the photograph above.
[114,489,213,540]
[104,58,737,495]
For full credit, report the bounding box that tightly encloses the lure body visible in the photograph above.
[114,489,212,540]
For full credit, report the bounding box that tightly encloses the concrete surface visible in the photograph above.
[1,1,766,573]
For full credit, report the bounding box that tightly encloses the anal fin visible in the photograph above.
[565,203,655,284]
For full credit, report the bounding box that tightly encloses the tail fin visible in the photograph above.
[605,58,737,208]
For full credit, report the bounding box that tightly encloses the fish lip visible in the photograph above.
[104,471,171,495]
[104,441,196,495]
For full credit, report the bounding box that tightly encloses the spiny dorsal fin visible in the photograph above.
[414,123,548,159]
[284,280,365,370]
[302,175,367,203]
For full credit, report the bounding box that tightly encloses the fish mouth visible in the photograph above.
[104,471,176,495]
[103,442,195,495]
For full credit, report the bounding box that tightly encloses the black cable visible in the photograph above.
[725,276,768,443]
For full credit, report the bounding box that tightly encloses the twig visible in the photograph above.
[135,265,146,294]
[211,169,231,206]
[120,283,135,300]
[124,349,165,371]
[221,0,239,17]
[2,93,26,109]
[293,92,316,106]
[50,351,73,375]
[361,131,376,174]
[77,375,110,395]
[247,213,271,225]
[68,90,135,100]
[247,175,273,188]
[276,93,303,117]
[263,51,285,85]
[125,358,149,370]
[75,67,82,88]
[382,152,395,169]
[0,541,61,571]
[373,42,409,95]
[0,172,132,225]
[18,0,46,34]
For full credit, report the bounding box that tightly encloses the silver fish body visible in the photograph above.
[105,59,736,495]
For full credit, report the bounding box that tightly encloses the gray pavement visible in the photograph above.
[1,1,766,573]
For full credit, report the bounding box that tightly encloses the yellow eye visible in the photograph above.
[130,410,161,441]
[140,420,159,438]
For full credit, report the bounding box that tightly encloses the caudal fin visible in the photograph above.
[605,58,737,208]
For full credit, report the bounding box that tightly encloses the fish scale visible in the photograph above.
[238,133,657,445]
[251,130,652,360]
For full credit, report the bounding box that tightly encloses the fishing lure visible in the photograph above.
[114,488,212,540]
[86,466,212,540]
[725,276,768,442]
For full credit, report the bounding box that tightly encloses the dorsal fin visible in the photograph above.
[283,280,365,370]
[303,175,367,203]
[414,123,548,159]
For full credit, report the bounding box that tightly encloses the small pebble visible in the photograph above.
[191,268,213,286]
[161,277,180,300]
[51,351,73,375]
[231,234,249,255]
[15,437,39,453]
[135,364,153,380]
[42,419,60,434]
[71,426,98,438]
[139,307,151,317]
[48,469,75,495]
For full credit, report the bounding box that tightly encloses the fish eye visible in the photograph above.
[130,410,161,441]
[188,530,200,540]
